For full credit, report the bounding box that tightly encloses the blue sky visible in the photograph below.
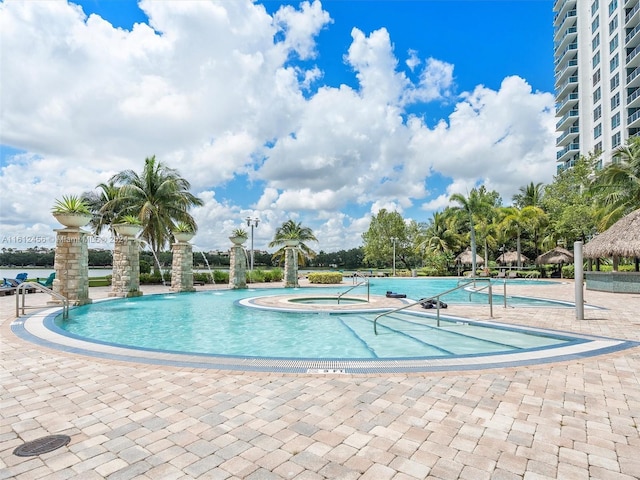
[0,0,556,252]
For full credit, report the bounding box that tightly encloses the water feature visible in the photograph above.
[149,250,168,285]
[195,249,215,284]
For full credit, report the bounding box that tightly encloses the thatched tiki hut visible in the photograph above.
[496,251,529,266]
[455,248,484,276]
[583,208,640,293]
[535,246,574,278]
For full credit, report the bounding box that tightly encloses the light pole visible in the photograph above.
[391,237,397,276]
[246,217,259,271]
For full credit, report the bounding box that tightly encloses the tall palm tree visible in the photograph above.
[450,186,498,276]
[512,182,544,208]
[499,206,546,268]
[269,219,318,266]
[82,180,120,236]
[103,156,204,269]
[590,136,640,230]
[417,211,459,254]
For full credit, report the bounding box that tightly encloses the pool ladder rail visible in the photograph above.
[373,278,493,335]
[15,282,69,320]
[337,272,370,303]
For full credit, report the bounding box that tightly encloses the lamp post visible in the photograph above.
[391,237,397,276]
[246,217,259,271]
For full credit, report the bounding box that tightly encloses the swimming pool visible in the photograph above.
[13,278,636,373]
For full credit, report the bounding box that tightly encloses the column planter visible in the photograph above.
[170,233,195,293]
[53,213,93,228]
[229,236,247,289]
[110,224,143,298]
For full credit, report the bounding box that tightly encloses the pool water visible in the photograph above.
[55,282,578,360]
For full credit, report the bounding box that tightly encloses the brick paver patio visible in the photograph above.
[1,279,639,479]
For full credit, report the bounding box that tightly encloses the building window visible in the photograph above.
[608,0,618,15]
[611,72,619,90]
[611,92,620,109]
[594,51,601,68]
[594,124,602,139]
[594,69,601,85]
[595,141,603,154]
[592,0,599,16]
[593,16,600,33]
[594,87,602,102]
[593,33,601,50]
[610,53,619,71]
[612,112,620,128]
[594,105,602,120]
[610,34,618,53]
[609,15,618,34]
[612,131,621,147]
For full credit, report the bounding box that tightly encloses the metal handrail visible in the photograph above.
[15,282,69,319]
[338,274,369,303]
[374,278,493,334]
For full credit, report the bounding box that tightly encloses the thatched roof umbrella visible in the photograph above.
[535,247,574,265]
[583,208,640,270]
[455,248,484,265]
[496,251,529,265]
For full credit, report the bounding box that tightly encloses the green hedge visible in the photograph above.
[308,272,343,284]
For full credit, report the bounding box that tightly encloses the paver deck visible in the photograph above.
[1,279,639,479]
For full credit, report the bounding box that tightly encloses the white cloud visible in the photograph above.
[0,1,555,254]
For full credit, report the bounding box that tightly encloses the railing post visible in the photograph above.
[503,280,507,308]
[488,283,493,318]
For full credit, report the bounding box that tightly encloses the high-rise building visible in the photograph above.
[554,0,640,171]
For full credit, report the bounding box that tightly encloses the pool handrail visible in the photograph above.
[338,273,370,303]
[373,278,493,335]
[15,282,69,319]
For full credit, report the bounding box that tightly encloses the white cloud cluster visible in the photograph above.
[0,0,555,253]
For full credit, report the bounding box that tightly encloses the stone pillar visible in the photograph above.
[54,228,92,306]
[170,241,195,292]
[284,243,299,288]
[229,244,247,289]
[110,236,142,297]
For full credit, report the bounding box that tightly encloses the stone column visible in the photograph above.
[110,236,142,297]
[284,241,299,288]
[54,228,92,306]
[229,241,247,289]
[170,241,195,292]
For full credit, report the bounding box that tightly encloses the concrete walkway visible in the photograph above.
[1,279,639,479]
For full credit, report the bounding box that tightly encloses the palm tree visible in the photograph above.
[512,182,544,208]
[449,186,499,276]
[82,180,120,236]
[104,156,204,270]
[269,219,318,266]
[590,136,640,230]
[499,206,546,268]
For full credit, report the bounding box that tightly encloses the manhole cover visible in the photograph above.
[13,435,71,457]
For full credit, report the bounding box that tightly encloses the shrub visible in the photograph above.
[213,270,229,283]
[194,272,213,284]
[561,264,575,279]
[140,272,165,284]
[308,272,343,284]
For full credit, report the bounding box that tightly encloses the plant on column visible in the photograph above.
[230,228,248,245]
[51,195,93,228]
[173,222,195,243]
[113,215,143,238]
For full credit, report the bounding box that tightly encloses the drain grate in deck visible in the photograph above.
[13,435,71,457]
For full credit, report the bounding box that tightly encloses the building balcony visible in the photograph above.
[556,126,580,147]
[554,26,577,54]
[555,92,579,115]
[556,109,579,130]
[554,58,578,86]
[553,0,575,20]
[627,44,640,68]
[626,23,640,50]
[628,108,640,128]
[554,43,577,69]
[628,88,640,108]
[554,10,577,37]
[556,75,578,98]
[626,2,640,27]
[627,66,640,87]
[556,142,580,162]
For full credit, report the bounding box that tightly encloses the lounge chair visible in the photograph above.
[508,271,518,279]
[4,278,36,293]
[16,272,28,282]
[0,280,16,296]
[37,273,55,288]
[496,271,506,279]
